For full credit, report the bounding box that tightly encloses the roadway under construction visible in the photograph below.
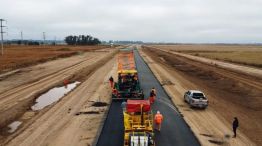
[96,48,200,146]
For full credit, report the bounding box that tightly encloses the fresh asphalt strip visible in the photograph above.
[95,49,200,146]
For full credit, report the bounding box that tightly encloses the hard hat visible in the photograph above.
[157,111,160,114]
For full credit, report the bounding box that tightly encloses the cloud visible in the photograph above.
[1,0,262,43]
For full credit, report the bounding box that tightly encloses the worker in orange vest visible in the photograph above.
[154,111,163,131]
[109,76,114,88]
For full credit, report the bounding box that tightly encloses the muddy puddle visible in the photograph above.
[7,121,22,133]
[31,81,80,111]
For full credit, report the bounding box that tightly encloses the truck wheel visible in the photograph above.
[184,96,187,102]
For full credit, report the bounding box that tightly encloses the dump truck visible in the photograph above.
[123,100,155,146]
[112,48,144,100]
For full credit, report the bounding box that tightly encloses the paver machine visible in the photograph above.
[123,100,155,146]
[112,48,144,100]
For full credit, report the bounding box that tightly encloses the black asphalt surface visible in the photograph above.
[134,49,200,146]
[96,102,124,146]
[96,49,200,146]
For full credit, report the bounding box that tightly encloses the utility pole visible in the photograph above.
[43,32,46,45]
[21,31,23,45]
[21,31,23,41]
[0,19,6,55]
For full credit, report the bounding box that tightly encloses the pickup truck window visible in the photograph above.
[192,93,205,99]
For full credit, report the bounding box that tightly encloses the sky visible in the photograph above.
[1,0,262,43]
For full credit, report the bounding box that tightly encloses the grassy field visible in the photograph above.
[151,45,262,68]
[0,45,110,73]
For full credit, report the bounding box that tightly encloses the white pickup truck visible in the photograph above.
[184,90,208,109]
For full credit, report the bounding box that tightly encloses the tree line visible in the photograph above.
[65,35,101,45]
[6,40,41,45]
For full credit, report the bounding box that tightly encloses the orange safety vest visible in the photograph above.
[154,113,163,124]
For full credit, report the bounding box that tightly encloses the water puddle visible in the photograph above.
[31,81,81,111]
[8,121,22,133]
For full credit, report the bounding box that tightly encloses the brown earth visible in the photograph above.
[0,47,118,145]
[141,46,261,145]
[0,45,111,73]
[150,44,262,68]
[150,44,262,52]
[2,57,117,146]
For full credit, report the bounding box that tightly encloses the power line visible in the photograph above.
[0,19,6,56]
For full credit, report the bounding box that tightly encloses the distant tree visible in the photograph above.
[93,38,101,45]
[28,41,40,45]
[64,35,101,45]
[17,40,22,45]
[65,36,73,45]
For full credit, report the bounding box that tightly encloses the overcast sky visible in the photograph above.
[1,0,262,43]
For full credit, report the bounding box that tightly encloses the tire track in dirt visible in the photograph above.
[148,46,262,90]
[3,55,118,146]
[0,57,95,99]
[141,46,261,145]
[0,50,118,130]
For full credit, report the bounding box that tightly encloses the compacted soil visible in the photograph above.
[141,46,261,145]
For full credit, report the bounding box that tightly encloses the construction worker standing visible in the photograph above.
[154,111,163,131]
[232,117,239,138]
[63,79,69,88]
[109,76,114,88]
[149,91,156,104]
[149,87,156,104]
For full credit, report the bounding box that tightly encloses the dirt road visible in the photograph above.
[96,49,200,146]
[140,46,259,145]
[3,55,117,146]
[0,48,118,145]
[0,52,100,93]
[159,47,262,79]
[0,45,110,73]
